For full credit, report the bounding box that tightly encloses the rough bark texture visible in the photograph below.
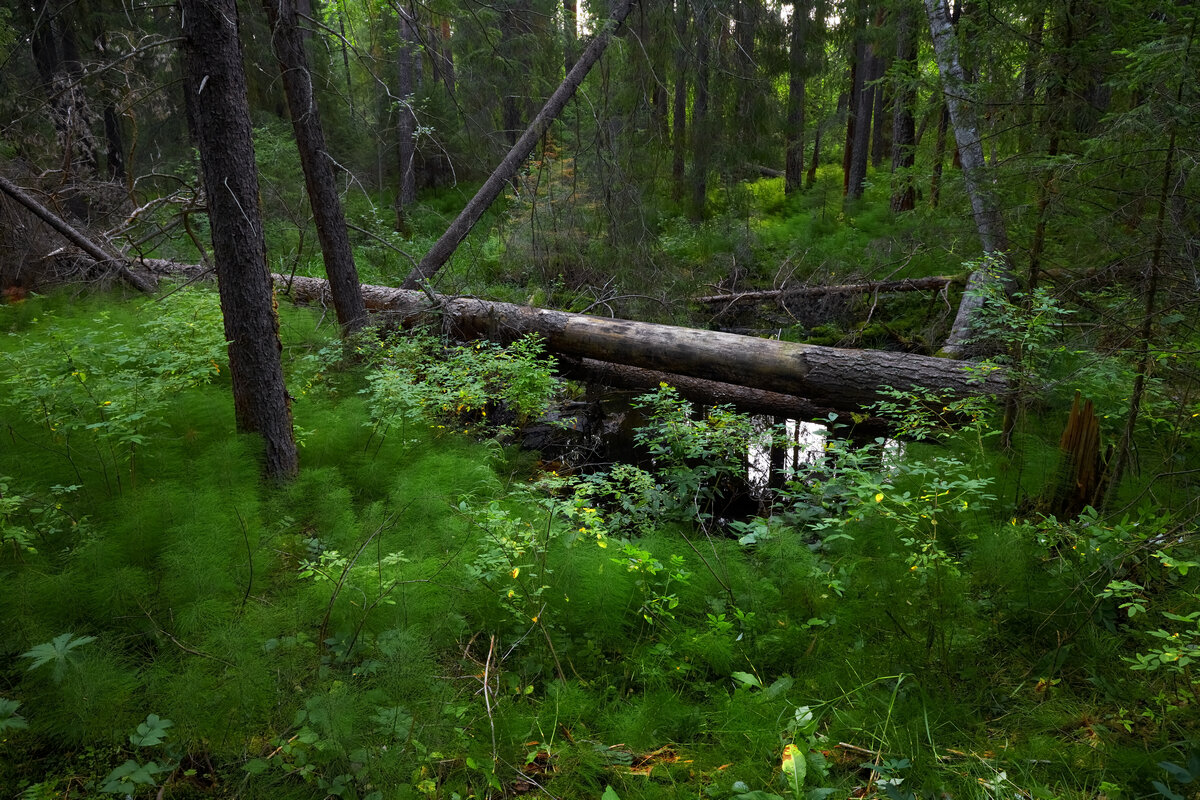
[784,0,809,195]
[924,0,1013,355]
[498,0,533,147]
[889,0,918,212]
[846,5,878,201]
[396,5,419,214]
[400,0,636,290]
[264,0,367,333]
[281,275,1006,411]
[562,0,578,74]
[689,0,712,218]
[671,0,689,199]
[930,100,949,206]
[181,0,298,481]
[559,357,892,437]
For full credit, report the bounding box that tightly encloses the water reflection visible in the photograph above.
[747,416,903,493]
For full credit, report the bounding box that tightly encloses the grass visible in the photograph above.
[1,277,1196,799]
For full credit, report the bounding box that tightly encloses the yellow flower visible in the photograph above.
[507,589,516,598]
[510,567,520,579]
[874,493,884,503]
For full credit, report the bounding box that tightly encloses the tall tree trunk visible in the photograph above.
[690,0,712,218]
[842,61,859,195]
[498,0,534,148]
[929,99,948,207]
[435,18,456,97]
[889,0,918,212]
[733,0,760,127]
[395,3,419,228]
[843,0,869,197]
[336,6,354,116]
[807,122,821,186]
[30,0,100,221]
[924,0,1013,355]
[784,0,810,195]
[263,0,368,333]
[563,0,578,73]
[181,0,298,481]
[870,41,890,166]
[103,105,126,182]
[671,0,689,200]
[1019,5,1045,151]
[401,0,637,290]
[1104,12,1195,506]
[845,5,875,201]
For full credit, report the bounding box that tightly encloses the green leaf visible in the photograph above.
[601,787,622,800]
[130,714,173,747]
[372,704,414,737]
[100,759,170,793]
[0,698,28,732]
[1152,780,1184,800]
[20,632,96,683]
[1158,761,1196,783]
[731,671,763,689]
[243,758,269,775]
[766,676,794,699]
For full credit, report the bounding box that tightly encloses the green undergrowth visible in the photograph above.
[1,289,1197,800]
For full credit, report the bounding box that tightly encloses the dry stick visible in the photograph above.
[400,0,638,290]
[695,275,961,306]
[0,173,155,293]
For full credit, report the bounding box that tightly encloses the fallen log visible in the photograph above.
[278,274,1005,411]
[746,164,784,179]
[695,275,963,307]
[558,356,894,437]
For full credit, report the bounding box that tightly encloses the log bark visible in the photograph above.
[558,357,893,436]
[400,0,636,289]
[279,275,1005,411]
[0,173,154,293]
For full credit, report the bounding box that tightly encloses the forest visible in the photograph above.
[0,0,1198,797]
